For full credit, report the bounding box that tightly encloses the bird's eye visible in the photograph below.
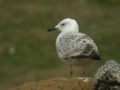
[61,23,65,26]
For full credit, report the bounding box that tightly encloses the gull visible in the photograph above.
[48,18,101,76]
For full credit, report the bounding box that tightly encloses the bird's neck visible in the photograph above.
[61,27,79,33]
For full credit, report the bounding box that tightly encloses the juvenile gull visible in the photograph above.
[48,18,101,75]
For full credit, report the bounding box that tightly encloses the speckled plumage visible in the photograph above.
[94,60,120,90]
[56,31,99,65]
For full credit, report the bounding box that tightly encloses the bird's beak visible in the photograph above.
[47,27,57,32]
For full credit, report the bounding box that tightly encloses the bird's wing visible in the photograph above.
[56,32,100,60]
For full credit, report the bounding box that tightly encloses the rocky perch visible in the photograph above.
[9,77,93,90]
[8,60,120,90]
[94,60,120,90]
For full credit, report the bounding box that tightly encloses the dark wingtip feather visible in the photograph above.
[90,51,101,60]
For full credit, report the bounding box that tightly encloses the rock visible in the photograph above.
[94,60,120,90]
[9,77,93,90]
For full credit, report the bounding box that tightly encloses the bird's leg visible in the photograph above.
[70,64,73,76]
[82,66,88,77]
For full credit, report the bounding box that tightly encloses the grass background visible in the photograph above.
[0,0,120,90]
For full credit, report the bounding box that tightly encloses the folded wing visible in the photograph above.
[56,32,101,61]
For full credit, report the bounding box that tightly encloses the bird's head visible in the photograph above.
[48,18,79,33]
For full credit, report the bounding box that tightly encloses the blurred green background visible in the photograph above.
[0,0,120,90]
